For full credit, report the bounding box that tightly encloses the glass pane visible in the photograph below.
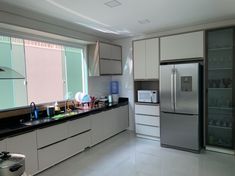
[0,36,27,109]
[25,40,64,104]
[207,28,234,149]
[64,47,84,98]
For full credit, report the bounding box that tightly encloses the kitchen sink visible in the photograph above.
[23,118,54,126]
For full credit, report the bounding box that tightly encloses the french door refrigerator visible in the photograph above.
[160,63,202,152]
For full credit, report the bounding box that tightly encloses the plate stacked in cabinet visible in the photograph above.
[135,104,160,140]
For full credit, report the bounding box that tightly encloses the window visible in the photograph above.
[0,35,87,110]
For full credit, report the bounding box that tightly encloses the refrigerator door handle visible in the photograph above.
[171,69,174,110]
[174,69,177,108]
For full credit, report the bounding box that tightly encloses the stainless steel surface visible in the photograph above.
[171,69,174,110]
[160,112,199,151]
[0,66,24,79]
[0,152,25,176]
[160,64,175,112]
[174,63,199,114]
[160,62,201,152]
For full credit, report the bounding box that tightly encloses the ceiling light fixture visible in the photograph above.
[104,0,122,8]
[138,19,151,24]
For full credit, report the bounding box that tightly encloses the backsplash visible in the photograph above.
[88,76,112,98]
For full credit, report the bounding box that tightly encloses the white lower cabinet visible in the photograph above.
[37,122,68,149]
[67,131,91,157]
[135,104,160,140]
[91,112,108,146]
[68,117,91,137]
[91,105,129,146]
[2,104,128,175]
[0,139,6,151]
[7,131,38,175]
[38,139,68,171]
[136,124,160,137]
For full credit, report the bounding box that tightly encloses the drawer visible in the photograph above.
[135,114,160,127]
[67,131,91,157]
[136,124,160,137]
[37,123,68,148]
[38,139,68,171]
[135,104,159,116]
[68,117,90,137]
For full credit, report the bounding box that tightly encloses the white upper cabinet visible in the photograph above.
[146,38,159,79]
[99,42,112,59]
[88,41,122,76]
[134,40,146,79]
[160,31,204,61]
[133,38,159,80]
[111,45,122,60]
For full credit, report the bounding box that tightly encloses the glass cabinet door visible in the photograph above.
[206,28,234,149]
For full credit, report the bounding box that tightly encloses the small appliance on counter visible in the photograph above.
[137,90,159,103]
[0,152,25,176]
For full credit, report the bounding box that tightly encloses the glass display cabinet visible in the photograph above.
[206,27,234,151]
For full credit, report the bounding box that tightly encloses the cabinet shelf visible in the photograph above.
[208,125,232,130]
[208,88,232,90]
[208,107,233,110]
[208,47,233,51]
[208,67,232,71]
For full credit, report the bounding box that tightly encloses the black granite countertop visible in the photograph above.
[0,98,128,139]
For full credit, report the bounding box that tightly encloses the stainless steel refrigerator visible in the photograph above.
[160,62,202,152]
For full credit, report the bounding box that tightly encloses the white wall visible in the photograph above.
[88,76,112,98]
[112,19,235,132]
[112,38,134,130]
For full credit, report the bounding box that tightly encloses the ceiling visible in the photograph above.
[1,0,235,40]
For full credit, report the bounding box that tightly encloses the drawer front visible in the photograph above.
[136,124,160,137]
[38,140,68,171]
[37,123,68,148]
[67,131,91,157]
[135,104,159,116]
[68,117,90,137]
[135,114,160,127]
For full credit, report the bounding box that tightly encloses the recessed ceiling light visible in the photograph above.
[104,0,122,8]
[138,19,151,24]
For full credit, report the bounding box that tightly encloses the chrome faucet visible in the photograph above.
[30,102,37,121]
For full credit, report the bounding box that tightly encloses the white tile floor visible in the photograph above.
[36,131,235,176]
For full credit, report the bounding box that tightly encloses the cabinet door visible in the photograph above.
[160,31,204,61]
[134,40,146,79]
[37,122,68,148]
[116,105,129,132]
[0,139,6,151]
[68,117,90,137]
[7,131,38,175]
[100,59,122,75]
[135,104,159,116]
[146,38,159,79]
[38,140,68,171]
[136,124,160,137]
[67,131,91,157]
[111,45,122,60]
[99,42,111,59]
[91,112,106,146]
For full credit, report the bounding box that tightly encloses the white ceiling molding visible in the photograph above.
[1,0,235,40]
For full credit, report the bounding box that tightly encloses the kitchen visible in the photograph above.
[0,0,235,176]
